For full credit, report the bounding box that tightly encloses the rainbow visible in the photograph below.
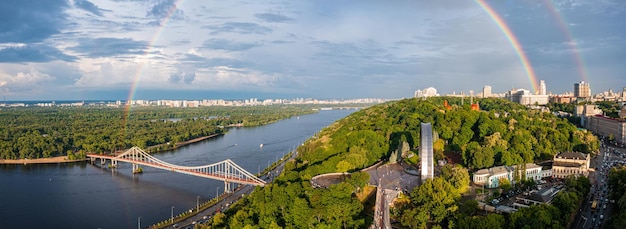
[121,0,185,142]
[475,0,539,93]
[542,0,589,83]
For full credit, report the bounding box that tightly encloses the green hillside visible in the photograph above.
[204,97,599,228]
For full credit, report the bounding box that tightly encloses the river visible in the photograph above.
[0,109,354,229]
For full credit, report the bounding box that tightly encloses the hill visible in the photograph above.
[203,97,599,228]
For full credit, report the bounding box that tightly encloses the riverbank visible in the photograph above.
[144,133,222,152]
[175,134,221,148]
[0,134,223,165]
[0,156,89,165]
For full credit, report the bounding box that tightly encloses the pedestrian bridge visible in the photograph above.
[87,147,266,188]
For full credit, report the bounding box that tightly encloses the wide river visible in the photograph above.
[0,109,354,229]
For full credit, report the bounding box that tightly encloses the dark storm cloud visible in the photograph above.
[254,13,293,23]
[202,39,262,51]
[0,44,77,63]
[73,0,105,16]
[70,37,148,57]
[204,22,272,35]
[0,0,68,43]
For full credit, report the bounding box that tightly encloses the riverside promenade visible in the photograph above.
[0,156,88,164]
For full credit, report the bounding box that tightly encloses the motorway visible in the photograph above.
[572,141,625,229]
[170,152,297,229]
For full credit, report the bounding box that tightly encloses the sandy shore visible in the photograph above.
[0,156,88,165]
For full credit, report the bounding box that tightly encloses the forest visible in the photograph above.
[198,97,599,228]
[0,105,316,159]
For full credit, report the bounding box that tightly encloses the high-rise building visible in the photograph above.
[482,85,492,98]
[420,123,434,182]
[539,80,546,95]
[414,87,438,98]
[574,81,591,98]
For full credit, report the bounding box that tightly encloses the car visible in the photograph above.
[600,215,604,220]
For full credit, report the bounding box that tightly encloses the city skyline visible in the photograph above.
[0,0,625,100]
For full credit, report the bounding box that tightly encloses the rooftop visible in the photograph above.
[592,115,626,123]
[553,161,586,168]
[555,152,588,160]
[490,166,512,175]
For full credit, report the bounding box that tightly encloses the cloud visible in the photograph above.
[73,0,105,16]
[168,72,181,83]
[0,44,77,63]
[0,0,68,43]
[205,22,272,35]
[255,13,293,23]
[70,37,148,57]
[168,71,195,84]
[0,70,55,93]
[147,0,184,23]
[202,39,263,51]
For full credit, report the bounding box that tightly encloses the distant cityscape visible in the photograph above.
[0,98,391,108]
[415,80,626,106]
[414,80,626,146]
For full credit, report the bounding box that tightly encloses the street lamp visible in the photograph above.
[197,196,200,212]
[171,206,175,223]
[137,216,141,229]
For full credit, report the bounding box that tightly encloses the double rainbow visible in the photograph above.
[475,0,539,92]
[476,0,588,92]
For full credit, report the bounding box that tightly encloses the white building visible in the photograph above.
[505,89,549,106]
[473,163,543,188]
[482,85,492,98]
[415,87,439,98]
[539,80,547,96]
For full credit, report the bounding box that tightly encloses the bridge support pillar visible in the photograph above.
[100,158,106,165]
[111,160,118,168]
[224,181,231,193]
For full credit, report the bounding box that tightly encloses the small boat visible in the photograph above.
[260,144,264,148]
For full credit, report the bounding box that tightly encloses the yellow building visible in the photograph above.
[552,152,590,179]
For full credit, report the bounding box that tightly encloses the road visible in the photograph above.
[572,141,623,229]
[171,151,297,229]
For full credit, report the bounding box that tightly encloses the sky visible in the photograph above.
[0,0,624,101]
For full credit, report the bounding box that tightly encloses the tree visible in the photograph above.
[400,177,460,228]
[499,177,512,191]
[440,164,470,194]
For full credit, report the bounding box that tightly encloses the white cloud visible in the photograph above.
[0,69,56,95]
[0,0,624,99]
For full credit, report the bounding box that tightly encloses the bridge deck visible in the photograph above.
[87,147,265,186]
